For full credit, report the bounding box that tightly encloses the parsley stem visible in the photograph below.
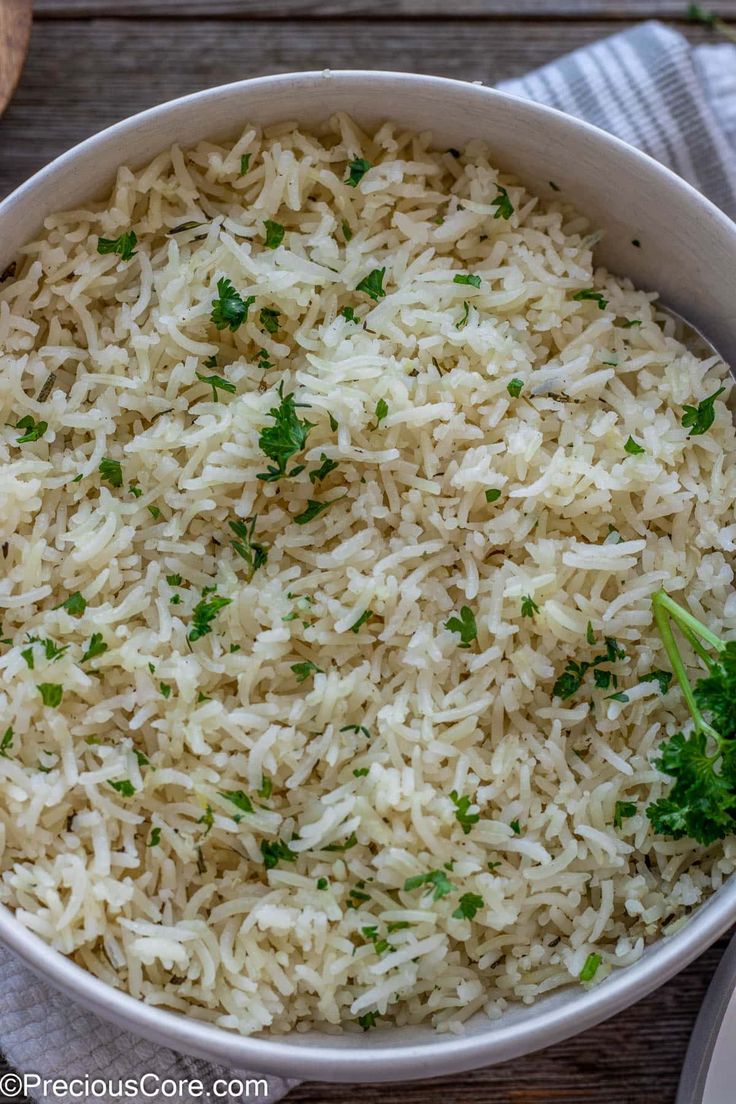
[653,590,723,652]
[651,590,720,740]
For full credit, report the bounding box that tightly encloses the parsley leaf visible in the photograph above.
[492,185,514,220]
[37,683,63,707]
[374,398,389,426]
[229,516,268,579]
[356,268,386,302]
[109,779,136,797]
[682,387,725,436]
[219,790,254,815]
[444,606,477,648]
[15,415,48,444]
[149,826,161,846]
[358,1012,378,1031]
[293,496,343,525]
[521,595,540,618]
[97,231,137,261]
[260,307,281,334]
[341,219,353,242]
[188,591,232,642]
[261,838,296,869]
[449,790,479,835]
[291,659,322,683]
[345,157,372,187]
[309,454,339,484]
[572,289,608,310]
[257,384,315,482]
[453,273,481,288]
[452,892,484,920]
[240,153,251,174]
[58,591,87,617]
[613,800,637,829]
[640,669,673,695]
[349,610,373,634]
[580,953,602,982]
[507,378,524,398]
[456,300,471,330]
[403,870,454,901]
[99,457,123,488]
[211,278,254,332]
[341,306,358,323]
[0,726,13,757]
[81,633,108,663]
[485,488,501,503]
[264,220,285,249]
[624,435,646,455]
[196,372,236,402]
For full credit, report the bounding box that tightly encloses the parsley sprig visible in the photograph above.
[211,278,255,332]
[257,384,315,482]
[229,516,268,579]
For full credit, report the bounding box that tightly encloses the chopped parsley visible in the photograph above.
[324,832,358,853]
[455,300,471,330]
[485,488,502,503]
[341,219,353,242]
[261,839,297,869]
[293,496,344,525]
[521,595,540,618]
[640,669,673,695]
[258,776,273,800]
[614,801,637,829]
[309,454,339,484]
[453,273,482,288]
[553,636,626,700]
[149,827,161,847]
[606,691,630,703]
[623,319,642,328]
[403,870,454,900]
[374,398,389,426]
[264,220,285,249]
[506,379,523,399]
[147,505,162,520]
[444,606,477,648]
[353,767,369,777]
[260,307,281,333]
[291,659,322,683]
[188,591,232,642]
[240,153,251,174]
[449,790,479,835]
[357,1012,378,1031]
[199,805,214,834]
[579,953,602,982]
[492,185,514,220]
[97,230,137,261]
[682,387,725,436]
[58,591,87,617]
[229,516,268,579]
[160,683,172,699]
[0,726,13,757]
[510,819,521,834]
[37,683,63,707]
[99,457,123,488]
[340,724,371,738]
[257,384,315,482]
[129,483,143,498]
[167,574,183,586]
[341,306,358,324]
[15,415,48,444]
[345,157,372,187]
[356,268,386,302]
[317,877,329,890]
[624,435,646,455]
[211,277,254,332]
[219,790,254,815]
[572,289,608,310]
[81,633,107,663]
[349,610,374,634]
[195,372,236,402]
[452,892,484,920]
[108,779,136,798]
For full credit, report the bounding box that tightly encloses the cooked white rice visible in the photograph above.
[1,114,735,1037]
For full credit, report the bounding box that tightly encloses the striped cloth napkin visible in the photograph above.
[1,19,734,1104]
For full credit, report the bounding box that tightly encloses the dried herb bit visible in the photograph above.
[58,591,87,617]
[614,801,637,829]
[455,300,471,330]
[452,892,484,920]
[403,870,454,901]
[349,610,373,634]
[15,415,48,444]
[261,838,297,869]
[450,791,479,835]
[682,387,725,437]
[259,307,281,334]
[229,516,268,579]
[109,779,136,798]
[485,488,502,503]
[521,595,540,619]
[97,230,137,261]
[149,826,161,847]
[0,726,13,757]
[345,157,372,187]
[492,185,514,220]
[507,378,524,398]
[99,457,123,488]
[453,273,482,288]
[640,669,673,695]
[358,1012,379,1031]
[444,606,477,649]
[264,220,285,249]
[37,373,56,403]
[219,789,254,815]
[81,633,108,663]
[0,262,17,282]
[211,277,255,332]
[168,220,205,235]
[188,591,232,642]
[309,454,339,485]
[293,496,344,525]
[257,384,315,482]
[195,372,237,402]
[240,153,251,174]
[624,435,646,455]
[37,683,63,707]
[572,288,608,310]
[374,398,389,426]
[291,659,323,683]
[579,952,602,982]
[356,268,386,302]
[549,181,561,192]
[645,589,736,844]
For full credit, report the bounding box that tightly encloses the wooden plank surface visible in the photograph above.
[30,0,736,18]
[0,17,716,201]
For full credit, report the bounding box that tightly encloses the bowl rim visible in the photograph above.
[2,68,736,1083]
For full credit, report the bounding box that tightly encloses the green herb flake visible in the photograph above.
[259,307,281,334]
[147,505,162,520]
[510,819,521,834]
[358,1012,378,1031]
[97,230,137,261]
[492,185,514,220]
[606,691,630,703]
[579,952,602,982]
[129,483,143,498]
[623,319,642,328]
[0,726,13,757]
[455,300,471,330]
[257,383,315,482]
[219,789,254,815]
[317,877,329,890]
[240,153,251,174]
[340,724,371,738]
[353,767,369,777]
[586,621,596,646]
[264,220,285,249]
[341,219,353,242]
[188,591,232,642]
[453,273,482,288]
[521,595,540,619]
[624,435,646,456]
[682,387,725,437]
[345,157,372,187]
[507,378,524,398]
[449,790,480,835]
[261,838,297,870]
[293,496,343,526]
[324,832,358,853]
[640,669,673,695]
[37,683,63,707]
[108,779,136,798]
[349,610,374,634]
[572,289,608,310]
[452,892,484,921]
[291,659,322,683]
[149,827,161,847]
[196,372,237,402]
[159,682,172,699]
[403,869,454,901]
[444,606,477,649]
[258,776,273,800]
[15,415,48,444]
[614,801,637,829]
[309,454,339,485]
[356,268,386,302]
[211,277,255,332]
[485,488,501,503]
[341,306,358,323]
[81,633,108,663]
[374,398,389,426]
[99,457,123,488]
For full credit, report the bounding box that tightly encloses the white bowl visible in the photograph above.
[1,71,736,1084]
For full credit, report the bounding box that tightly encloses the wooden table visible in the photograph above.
[1,1,735,1100]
